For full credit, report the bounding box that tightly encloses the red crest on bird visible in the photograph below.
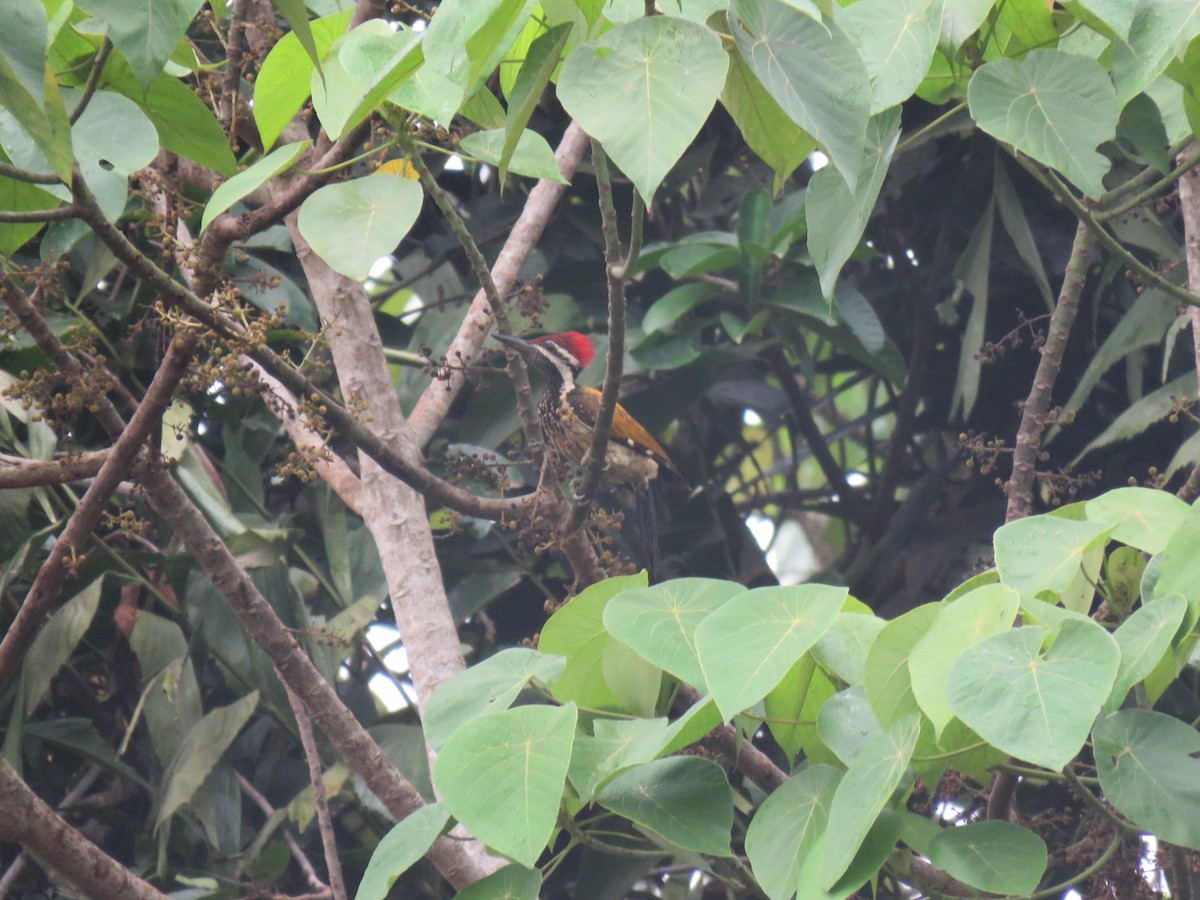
[535,331,595,369]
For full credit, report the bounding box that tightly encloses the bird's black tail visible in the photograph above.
[636,486,661,582]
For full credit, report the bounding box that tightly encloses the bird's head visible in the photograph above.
[493,331,595,384]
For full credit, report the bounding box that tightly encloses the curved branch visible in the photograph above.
[0,160,60,185]
[1013,154,1200,308]
[68,38,112,126]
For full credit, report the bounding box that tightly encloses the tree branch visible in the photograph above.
[0,759,168,900]
[0,279,194,693]
[0,452,109,488]
[1005,219,1096,522]
[138,467,496,889]
[68,171,530,522]
[237,774,331,896]
[565,139,629,534]
[409,122,590,444]
[399,127,541,444]
[247,359,363,514]
[1013,154,1199,307]
[0,161,59,185]
[218,0,247,135]
[0,205,77,223]
[1176,145,1200,502]
[764,343,871,528]
[283,683,347,900]
[68,38,112,126]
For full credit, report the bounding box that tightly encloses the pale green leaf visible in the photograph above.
[326,25,423,139]
[838,0,943,113]
[500,23,572,188]
[909,584,1020,737]
[729,0,869,190]
[541,572,648,710]
[202,141,311,233]
[355,804,450,900]
[928,821,1047,895]
[557,16,727,201]
[454,865,541,900]
[821,714,920,888]
[1084,486,1189,554]
[947,620,1119,770]
[807,108,900,298]
[254,11,352,150]
[817,685,881,765]
[423,647,566,749]
[459,129,568,183]
[296,173,424,280]
[745,764,841,900]
[1107,594,1188,710]
[1094,709,1200,850]
[863,603,939,725]
[993,514,1113,603]
[434,704,577,867]
[76,0,205,86]
[1112,0,1200,107]
[968,49,1117,198]
[567,717,670,801]
[695,584,846,720]
[720,43,816,192]
[603,577,744,688]
[596,756,733,855]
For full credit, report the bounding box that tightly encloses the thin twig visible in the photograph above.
[1097,142,1200,221]
[1013,154,1200,308]
[408,122,590,445]
[565,139,629,533]
[237,774,331,896]
[0,161,59,185]
[68,39,112,125]
[398,127,541,443]
[0,205,77,223]
[0,276,194,693]
[219,0,247,135]
[283,684,348,900]
[764,343,871,527]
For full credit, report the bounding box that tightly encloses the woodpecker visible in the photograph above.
[492,331,677,489]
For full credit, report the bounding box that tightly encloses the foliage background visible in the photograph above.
[0,0,1199,898]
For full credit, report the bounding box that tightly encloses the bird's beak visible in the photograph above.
[492,332,534,355]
